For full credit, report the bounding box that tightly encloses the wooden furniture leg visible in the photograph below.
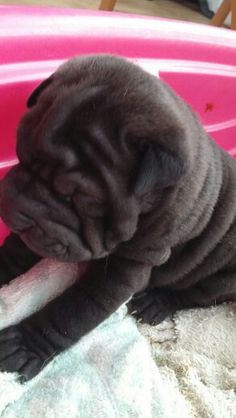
[231,0,236,29]
[99,0,117,11]
[211,0,231,26]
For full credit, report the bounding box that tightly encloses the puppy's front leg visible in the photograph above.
[0,256,151,381]
[129,270,236,325]
[0,233,41,287]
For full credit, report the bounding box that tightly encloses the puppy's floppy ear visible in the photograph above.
[27,75,54,108]
[134,144,187,197]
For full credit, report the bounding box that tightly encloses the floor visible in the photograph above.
[1,0,210,25]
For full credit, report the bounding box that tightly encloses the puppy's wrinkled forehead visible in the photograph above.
[18,57,146,162]
[18,55,195,175]
[56,55,173,132]
[58,55,150,94]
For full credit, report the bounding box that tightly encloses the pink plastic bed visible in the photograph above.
[1,5,236,244]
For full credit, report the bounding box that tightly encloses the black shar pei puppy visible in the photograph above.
[0,55,235,381]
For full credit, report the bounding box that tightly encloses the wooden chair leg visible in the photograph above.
[231,0,236,29]
[99,0,117,11]
[211,0,231,26]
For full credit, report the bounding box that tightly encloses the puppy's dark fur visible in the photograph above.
[0,55,235,381]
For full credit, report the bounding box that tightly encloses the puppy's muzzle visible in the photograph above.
[0,165,91,262]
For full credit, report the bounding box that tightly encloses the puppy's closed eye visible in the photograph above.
[46,187,104,218]
[72,192,106,218]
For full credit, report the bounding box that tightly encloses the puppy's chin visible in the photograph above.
[20,229,93,263]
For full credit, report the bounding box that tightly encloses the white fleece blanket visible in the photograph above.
[0,259,235,418]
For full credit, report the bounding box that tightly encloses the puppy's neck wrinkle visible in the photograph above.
[168,135,223,246]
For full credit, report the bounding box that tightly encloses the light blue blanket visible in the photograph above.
[0,306,167,418]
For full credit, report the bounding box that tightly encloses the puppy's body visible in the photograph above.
[0,55,235,380]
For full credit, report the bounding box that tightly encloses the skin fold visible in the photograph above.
[0,55,235,381]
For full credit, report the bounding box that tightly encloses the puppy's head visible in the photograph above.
[0,55,194,262]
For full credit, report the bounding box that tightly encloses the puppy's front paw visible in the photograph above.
[128,289,181,325]
[0,326,47,382]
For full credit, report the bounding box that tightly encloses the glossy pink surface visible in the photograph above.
[1,5,236,243]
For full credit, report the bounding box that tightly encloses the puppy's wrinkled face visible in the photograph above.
[0,55,190,262]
